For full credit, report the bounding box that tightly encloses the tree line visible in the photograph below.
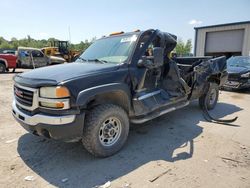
[0,35,92,51]
[0,35,192,56]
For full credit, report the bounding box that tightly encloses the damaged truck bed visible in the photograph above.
[12,29,234,157]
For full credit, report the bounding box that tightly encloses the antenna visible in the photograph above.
[68,26,71,43]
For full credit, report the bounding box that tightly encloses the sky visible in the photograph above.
[0,0,249,45]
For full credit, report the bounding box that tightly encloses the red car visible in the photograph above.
[0,54,17,73]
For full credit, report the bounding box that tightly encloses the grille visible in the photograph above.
[14,85,34,107]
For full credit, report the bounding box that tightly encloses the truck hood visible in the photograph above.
[49,56,65,63]
[15,62,119,87]
[227,66,250,74]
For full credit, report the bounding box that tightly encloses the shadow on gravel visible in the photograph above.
[209,102,243,118]
[221,88,250,94]
[17,101,241,187]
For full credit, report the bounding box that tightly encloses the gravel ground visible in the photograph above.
[0,69,250,188]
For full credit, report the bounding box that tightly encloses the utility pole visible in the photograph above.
[68,26,71,43]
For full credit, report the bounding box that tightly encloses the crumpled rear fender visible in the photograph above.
[194,56,227,86]
[189,56,227,99]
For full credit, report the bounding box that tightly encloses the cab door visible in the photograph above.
[135,34,163,92]
[31,50,48,68]
[18,50,31,68]
[132,32,166,116]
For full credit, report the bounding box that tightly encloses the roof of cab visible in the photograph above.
[18,46,42,51]
[103,30,144,38]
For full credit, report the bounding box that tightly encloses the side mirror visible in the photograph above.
[153,47,164,67]
[137,56,147,67]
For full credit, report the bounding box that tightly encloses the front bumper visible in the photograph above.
[12,101,75,125]
[12,101,85,142]
[223,79,250,89]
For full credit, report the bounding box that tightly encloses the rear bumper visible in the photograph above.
[12,101,85,142]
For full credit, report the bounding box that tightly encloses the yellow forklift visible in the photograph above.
[42,41,80,62]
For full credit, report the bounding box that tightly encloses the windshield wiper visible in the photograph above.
[87,59,108,64]
[231,64,249,69]
[77,57,108,64]
[77,57,87,62]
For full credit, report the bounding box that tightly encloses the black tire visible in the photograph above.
[0,63,6,73]
[199,82,219,110]
[82,104,129,157]
[17,60,22,68]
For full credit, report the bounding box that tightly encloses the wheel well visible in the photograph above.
[0,60,6,67]
[208,73,221,85]
[86,91,130,113]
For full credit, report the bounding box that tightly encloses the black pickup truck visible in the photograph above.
[12,29,228,157]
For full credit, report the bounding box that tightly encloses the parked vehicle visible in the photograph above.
[2,49,16,55]
[223,56,250,89]
[0,53,17,72]
[17,47,65,68]
[41,40,80,62]
[12,29,228,157]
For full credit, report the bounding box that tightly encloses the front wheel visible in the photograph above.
[199,82,219,110]
[82,104,129,157]
[0,63,6,73]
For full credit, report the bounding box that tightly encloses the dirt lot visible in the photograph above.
[0,69,250,188]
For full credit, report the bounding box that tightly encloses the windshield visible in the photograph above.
[227,56,250,68]
[76,34,138,64]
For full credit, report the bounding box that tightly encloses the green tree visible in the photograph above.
[10,37,19,49]
[175,38,192,56]
[0,42,13,49]
[0,35,93,52]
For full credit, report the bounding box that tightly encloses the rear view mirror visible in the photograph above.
[137,56,147,67]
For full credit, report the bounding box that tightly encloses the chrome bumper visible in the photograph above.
[12,101,76,126]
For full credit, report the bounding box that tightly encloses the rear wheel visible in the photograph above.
[0,63,6,73]
[82,104,129,157]
[199,82,219,110]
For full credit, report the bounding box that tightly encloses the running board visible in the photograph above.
[130,101,189,124]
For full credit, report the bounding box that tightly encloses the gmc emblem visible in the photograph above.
[15,88,23,98]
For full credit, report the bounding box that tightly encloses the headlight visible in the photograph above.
[40,86,70,98]
[39,86,70,109]
[241,72,250,78]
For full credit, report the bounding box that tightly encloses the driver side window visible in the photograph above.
[31,50,44,58]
